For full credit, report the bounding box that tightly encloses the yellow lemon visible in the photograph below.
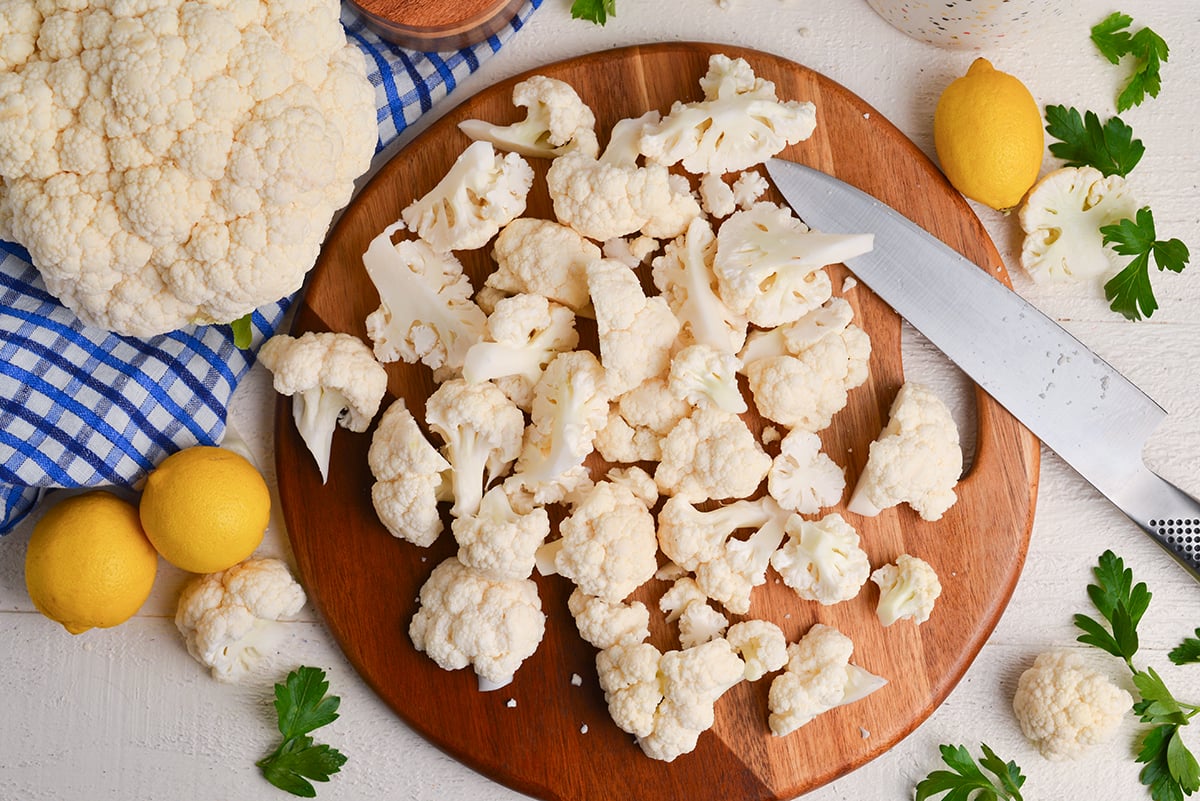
[139,446,270,573]
[934,57,1044,211]
[25,490,159,634]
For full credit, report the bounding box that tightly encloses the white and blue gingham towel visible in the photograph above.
[0,0,543,534]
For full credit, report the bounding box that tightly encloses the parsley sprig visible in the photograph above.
[1100,209,1191,321]
[569,0,615,24]
[1091,12,1170,112]
[1044,105,1143,178]
[1075,551,1200,801]
[257,666,348,798]
[915,743,1026,801]
[1169,629,1200,667]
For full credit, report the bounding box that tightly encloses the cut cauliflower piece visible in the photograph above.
[401,140,533,252]
[699,173,737,219]
[409,556,545,691]
[586,258,681,395]
[731,170,769,210]
[767,623,887,736]
[726,619,788,682]
[451,485,550,579]
[1018,166,1140,283]
[458,75,599,159]
[595,639,746,762]
[655,406,771,503]
[425,378,526,519]
[174,557,306,682]
[461,293,579,410]
[567,588,651,650]
[514,350,611,484]
[849,382,962,522]
[258,331,387,484]
[0,0,376,336]
[692,498,792,615]
[536,481,658,604]
[770,513,870,606]
[870,553,942,626]
[652,216,749,354]
[361,222,487,373]
[594,377,691,464]
[657,495,780,572]
[714,202,874,328]
[487,218,601,314]
[667,343,747,414]
[659,577,729,649]
[1012,650,1132,760]
[368,399,451,547]
[767,429,846,514]
[638,53,817,175]
[604,465,660,508]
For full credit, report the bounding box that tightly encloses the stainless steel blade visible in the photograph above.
[766,158,1200,581]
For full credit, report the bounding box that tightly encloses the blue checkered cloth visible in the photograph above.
[0,0,542,534]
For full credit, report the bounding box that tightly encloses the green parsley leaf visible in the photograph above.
[915,743,1025,801]
[230,313,254,349]
[1073,549,1151,664]
[259,667,347,797]
[570,0,615,24]
[257,735,348,799]
[1044,105,1144,177]
[1134,667,1189,726]
[1168,628,1200,666]
[1101,208,1191,321]
[1090,12,1170,112]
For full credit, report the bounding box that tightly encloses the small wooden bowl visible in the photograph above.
[346,0,528,51]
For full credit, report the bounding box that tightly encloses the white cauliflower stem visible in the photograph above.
[175,557,306,682]
[849,382,962,521]
[259,331,387,483]
[458,75,599,160]
[870,553,942,626]
[514,351,610,485]
[1012,650,1132,760]
[368,399,451,547]
[0,0,376,335]
[409,556,546,691]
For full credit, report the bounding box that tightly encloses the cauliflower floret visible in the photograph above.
[655,405,771,502]
[486,218,601,314]
[514,350,611,484]
[692,499,792,615]
[409,556,546,691]
[770,513,870,606]
[731,170,769,210]
[699,173,737,219]
[595,639,746,762]
[368,399,451,547]
[767,623,887,736]
[594,377,691,464]
[174,557,306,682]
[1012,650,1132,760]
[586,258,680,395]
[1018,166,1140,283]
[638,53,817,175]
[258,330,387,483]
[767,429,845,514]
[714,202,874,328]
[604,465,660,508]
[545,149,700,242]
[361,222,487,373]
[567,587,651,650]
[667,343,747,414]
[652,216,749,354]
[726,619,788,681]
[849,382,963,522]
[425,378,526,519]
[458,75,599,159]
[657,495,779,572]
[741,298,871,432]
[401,140,533,252]
[537,481,658,604]
[659,577,729,649]
[451,485,550,579]
[461,293,579,410]
[871,553,942,626]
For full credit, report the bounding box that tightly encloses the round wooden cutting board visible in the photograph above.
[275,42,1039,801]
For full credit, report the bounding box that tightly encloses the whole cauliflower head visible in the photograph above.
[409,556,546,690]
[0,0,376,335]
[1012,650,1132,760]
[849,382,963,522]
[174,557,307,682]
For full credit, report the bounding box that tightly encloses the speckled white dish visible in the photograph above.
[867,0,1074,49]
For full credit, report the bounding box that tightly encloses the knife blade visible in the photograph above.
[765,157,1200,583]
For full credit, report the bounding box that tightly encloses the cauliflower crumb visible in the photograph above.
[571,673,583,687]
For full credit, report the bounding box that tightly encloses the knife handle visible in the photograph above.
[1123,469,1200,583]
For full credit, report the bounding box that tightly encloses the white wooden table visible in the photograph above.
[2,1,1198,799]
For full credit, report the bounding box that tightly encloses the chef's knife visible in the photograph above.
[765,158,1200,583]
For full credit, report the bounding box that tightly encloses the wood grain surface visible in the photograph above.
[345,0,526,51]
[275,42,1040,801]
